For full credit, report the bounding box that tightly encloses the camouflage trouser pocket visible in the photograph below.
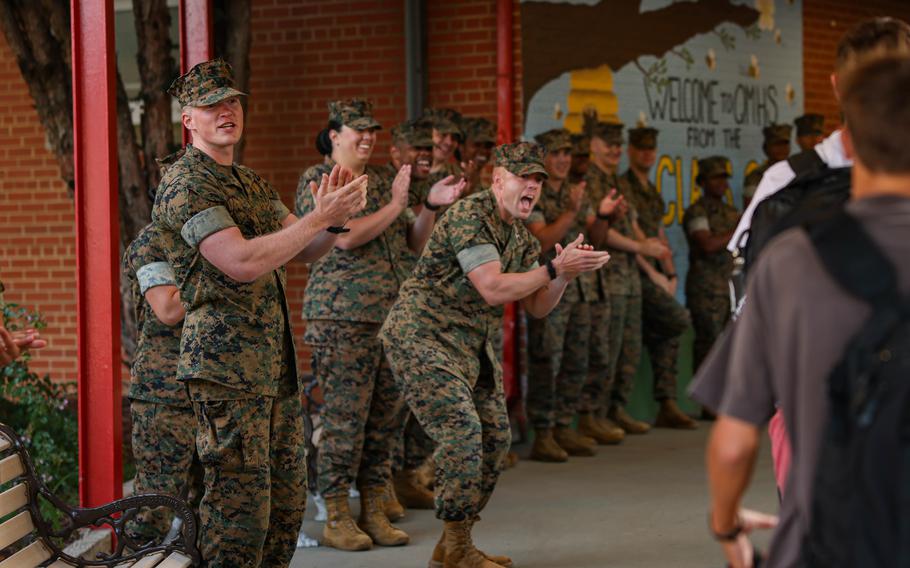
[195,399,264,474]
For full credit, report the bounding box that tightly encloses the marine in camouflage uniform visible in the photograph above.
[742,124,792,208]
[579,121,650,435]
[461,117,496,196]
[423,107,465,186]
[684,156,740,372]
[623,127,697,429]
[152,59,306,567]
[794,113,825,153]
[524,128,603,460]
[383,143,587,568]
[122,222,202,539]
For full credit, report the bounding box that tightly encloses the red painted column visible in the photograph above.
[178,0,214,144]
[497,0,518,400]
[71,0,122,507]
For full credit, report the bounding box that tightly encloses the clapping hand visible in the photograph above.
[310,164,368,227]
[552,234,611,280]
[427,175,467,208]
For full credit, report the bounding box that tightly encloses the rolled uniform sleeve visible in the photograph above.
[271,198,291,221]
[158,174,238,249]
[448,209,502,275]
[687,215,710,235]
[136,261,177,295]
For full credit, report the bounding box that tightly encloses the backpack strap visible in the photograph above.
[805,208,898,308]
[788,149,826,179]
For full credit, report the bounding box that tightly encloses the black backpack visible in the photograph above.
[801,209,910,567]
[738,150,852,274]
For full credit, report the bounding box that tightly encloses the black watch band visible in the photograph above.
[424,199,442,212]
[596,210,612,221]
[545,260,558,280]
[666,273,678,279]
[327,225,350,234]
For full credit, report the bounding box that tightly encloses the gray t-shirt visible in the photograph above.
[690,195,910,568]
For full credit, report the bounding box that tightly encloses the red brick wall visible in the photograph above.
[803,0,910,135]
[3,0,910,384]
[0,34,78,382]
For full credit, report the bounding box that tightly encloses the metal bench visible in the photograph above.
[0,422,200,567]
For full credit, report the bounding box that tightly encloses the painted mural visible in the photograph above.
[521,0,804,300]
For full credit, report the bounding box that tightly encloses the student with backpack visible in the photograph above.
[692,49,910,568]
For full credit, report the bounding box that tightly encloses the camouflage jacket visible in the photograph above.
[525,179,600,303]
[624,169,664,238]
[296,160,416,324]
[427,161,464,188]
[586,163,641,296]
[380,190,540,383]
[122,223,187,407]
[683,194,739,296]
[152,144,297,396]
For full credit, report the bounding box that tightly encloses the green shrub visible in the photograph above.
[1,300,78,529]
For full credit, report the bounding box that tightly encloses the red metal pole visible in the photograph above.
[497,0,518,400]
[178,0,214,145]
[71,0,122,507]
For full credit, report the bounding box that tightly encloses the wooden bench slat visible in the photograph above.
[0,454,24,484]
[129,552,164,568]
[156,552,192,568]
[0,434,10,453]
[47,560,77,567]
[0,483,28,518]
[0,510,35,551]
[0,539,51,568]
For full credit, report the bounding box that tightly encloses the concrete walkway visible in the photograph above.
[292,426,778,568]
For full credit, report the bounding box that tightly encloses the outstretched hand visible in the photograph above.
[718,509,778,568]
[552,234,611,280]
[427,175,467,208]
[310,164,368,227]
[598,189,623,218]
[392,164,412,209]
[0,326,46,367]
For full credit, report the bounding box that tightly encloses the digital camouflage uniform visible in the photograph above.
[297,100,414,500]
[582,147,643,412]
[379,143,544,521]
[122,223,202,539]
[152,59,305,568]
[683,163,740,372]
[623,134,691,401]
[524,128,597,431]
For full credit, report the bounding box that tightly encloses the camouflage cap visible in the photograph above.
[794,113,825,136]
[494,142,549,179]
[570,133,590,156]
[628,127,659,149]
[167,58,246,107]
[589,121,625,145]
[463,117,496,144]
[533,128,572,153]
[422,108,464,140]
[696,156,731,183]
[328,98,382,130]
[762,123,792,145]
[391,119,433,148]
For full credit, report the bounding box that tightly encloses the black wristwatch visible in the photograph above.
[666,273,678,279]
[596,210,612,221]
[545,260,558,280]
[709,513,743,542]
[424,199,442,212]
[327,225,350,234]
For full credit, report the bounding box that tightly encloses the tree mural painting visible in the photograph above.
[0,1,251,360]
[521,0,804,304]
[521,0,761,131]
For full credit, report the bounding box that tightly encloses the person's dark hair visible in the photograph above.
[840,52,910,173]
[836,17,910,69]
[315,119,343,156]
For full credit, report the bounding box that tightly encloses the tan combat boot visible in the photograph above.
[528,429,568,462]
[383,479,406,521]
[428,518,513,568]
[609,406,651,435]
[394,469,436,509]
[654,399,698,430]
[322,494,372,551]
[577,413,624,445]
[415,457,436,489]
[357,485,409,546]
[439,520,506,568]
[553,426,596,457]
